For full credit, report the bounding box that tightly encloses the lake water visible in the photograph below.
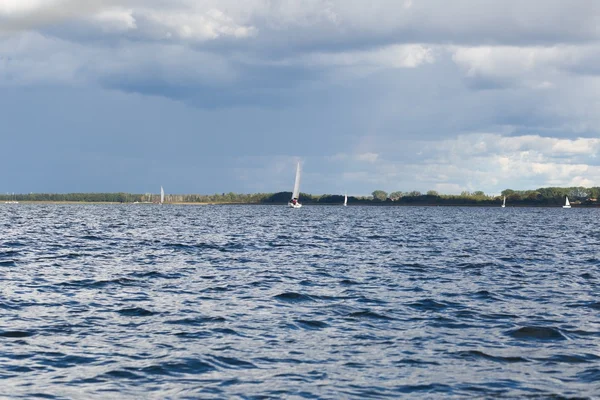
[1,204,599,398]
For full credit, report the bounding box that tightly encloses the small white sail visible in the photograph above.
[292,162,301,200]
[344,193,348,206]
[288,162,302,208]
[292,163,300,200]
[563,196,571,208]
[501,196,506,208]
[160,186,165,204]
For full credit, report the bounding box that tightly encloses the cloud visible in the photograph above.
[134,7,257,42]
[1,1,600,195]
[0,0,115,33]
[92,7,137,32]
[324,134,600,194]
[452,44,600,90]
[355,152,380,163]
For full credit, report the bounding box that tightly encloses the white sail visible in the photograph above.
[502,196,506,208]
[563,196,571,208]
[344,193,348,206]
[160,186,165,204]
[291,162,301,200]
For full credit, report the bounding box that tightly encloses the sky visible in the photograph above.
[1,0,600,196]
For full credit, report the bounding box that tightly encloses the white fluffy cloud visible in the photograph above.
[327,134,600,194]
[452,44,600,90]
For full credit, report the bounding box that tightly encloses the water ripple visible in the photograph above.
[1,204,599,398]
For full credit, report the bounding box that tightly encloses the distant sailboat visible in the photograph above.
[160,186,165,205]
[563,196,571,209]
[344,193,348,207]
[4,192,18,204]
[501,196,506,208]
[288,162,302,208]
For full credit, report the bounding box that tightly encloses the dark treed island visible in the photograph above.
[3,186,599,206]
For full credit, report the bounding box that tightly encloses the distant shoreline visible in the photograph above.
[1,188,598,207]
[3,201,599,208]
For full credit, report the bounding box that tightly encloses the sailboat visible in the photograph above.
[288,162,302,208]
[343,193,348,207]
[501,196,506,208]
[160,186,165,205]
[563,196,571,209]
[4,192,18,204]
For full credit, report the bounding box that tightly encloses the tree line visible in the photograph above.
[369,187,600,206]
[1,186,599,206]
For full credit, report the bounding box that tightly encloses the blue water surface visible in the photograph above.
[1,204,599,399]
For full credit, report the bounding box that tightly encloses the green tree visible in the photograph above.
[426,190,439,196]
[389,191,403,200]
[372,190,388,201]
[570,187,589,199]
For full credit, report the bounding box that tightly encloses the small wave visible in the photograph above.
[6,365,34,373]
[256,357,305,365]
[506,326,568,341]
[201,286,230,293]
[38,253,84,261]
[53,355,96,368]
[164,242,225,252]
[295,319,329,330]
[101,369,143,380]
[454,350,529,363]
[540,353,600,364]
[59,278,137,288]
[356,296,388,305]
[212,328,242,336]
[129,271,181,280]
[397,262,427,272]
[481,313,519,320]
[81,235,103,240]
[340,279,359,285]
[0,260,16,267]
[394,383,453,394]
[564,329,600,338]
[430,320,474,330]
[0,330,34,338]
[577,368,600,383]
[174,331,212,339]
[394,359,440,366]
[140,358,215,375]
[3,241,26,247]
[211,355,257,369]
[457,262,498,270]
[348,310,394,320]
[165,316,226,325]
[469,290,501,301]
[566,301,600,310]
[407,299,449,311]
[20,393,58,399]
[117,307,157,317]
[274,292,315,303]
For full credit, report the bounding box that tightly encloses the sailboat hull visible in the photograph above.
[288,202,302,208]
[563,205,571,209]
